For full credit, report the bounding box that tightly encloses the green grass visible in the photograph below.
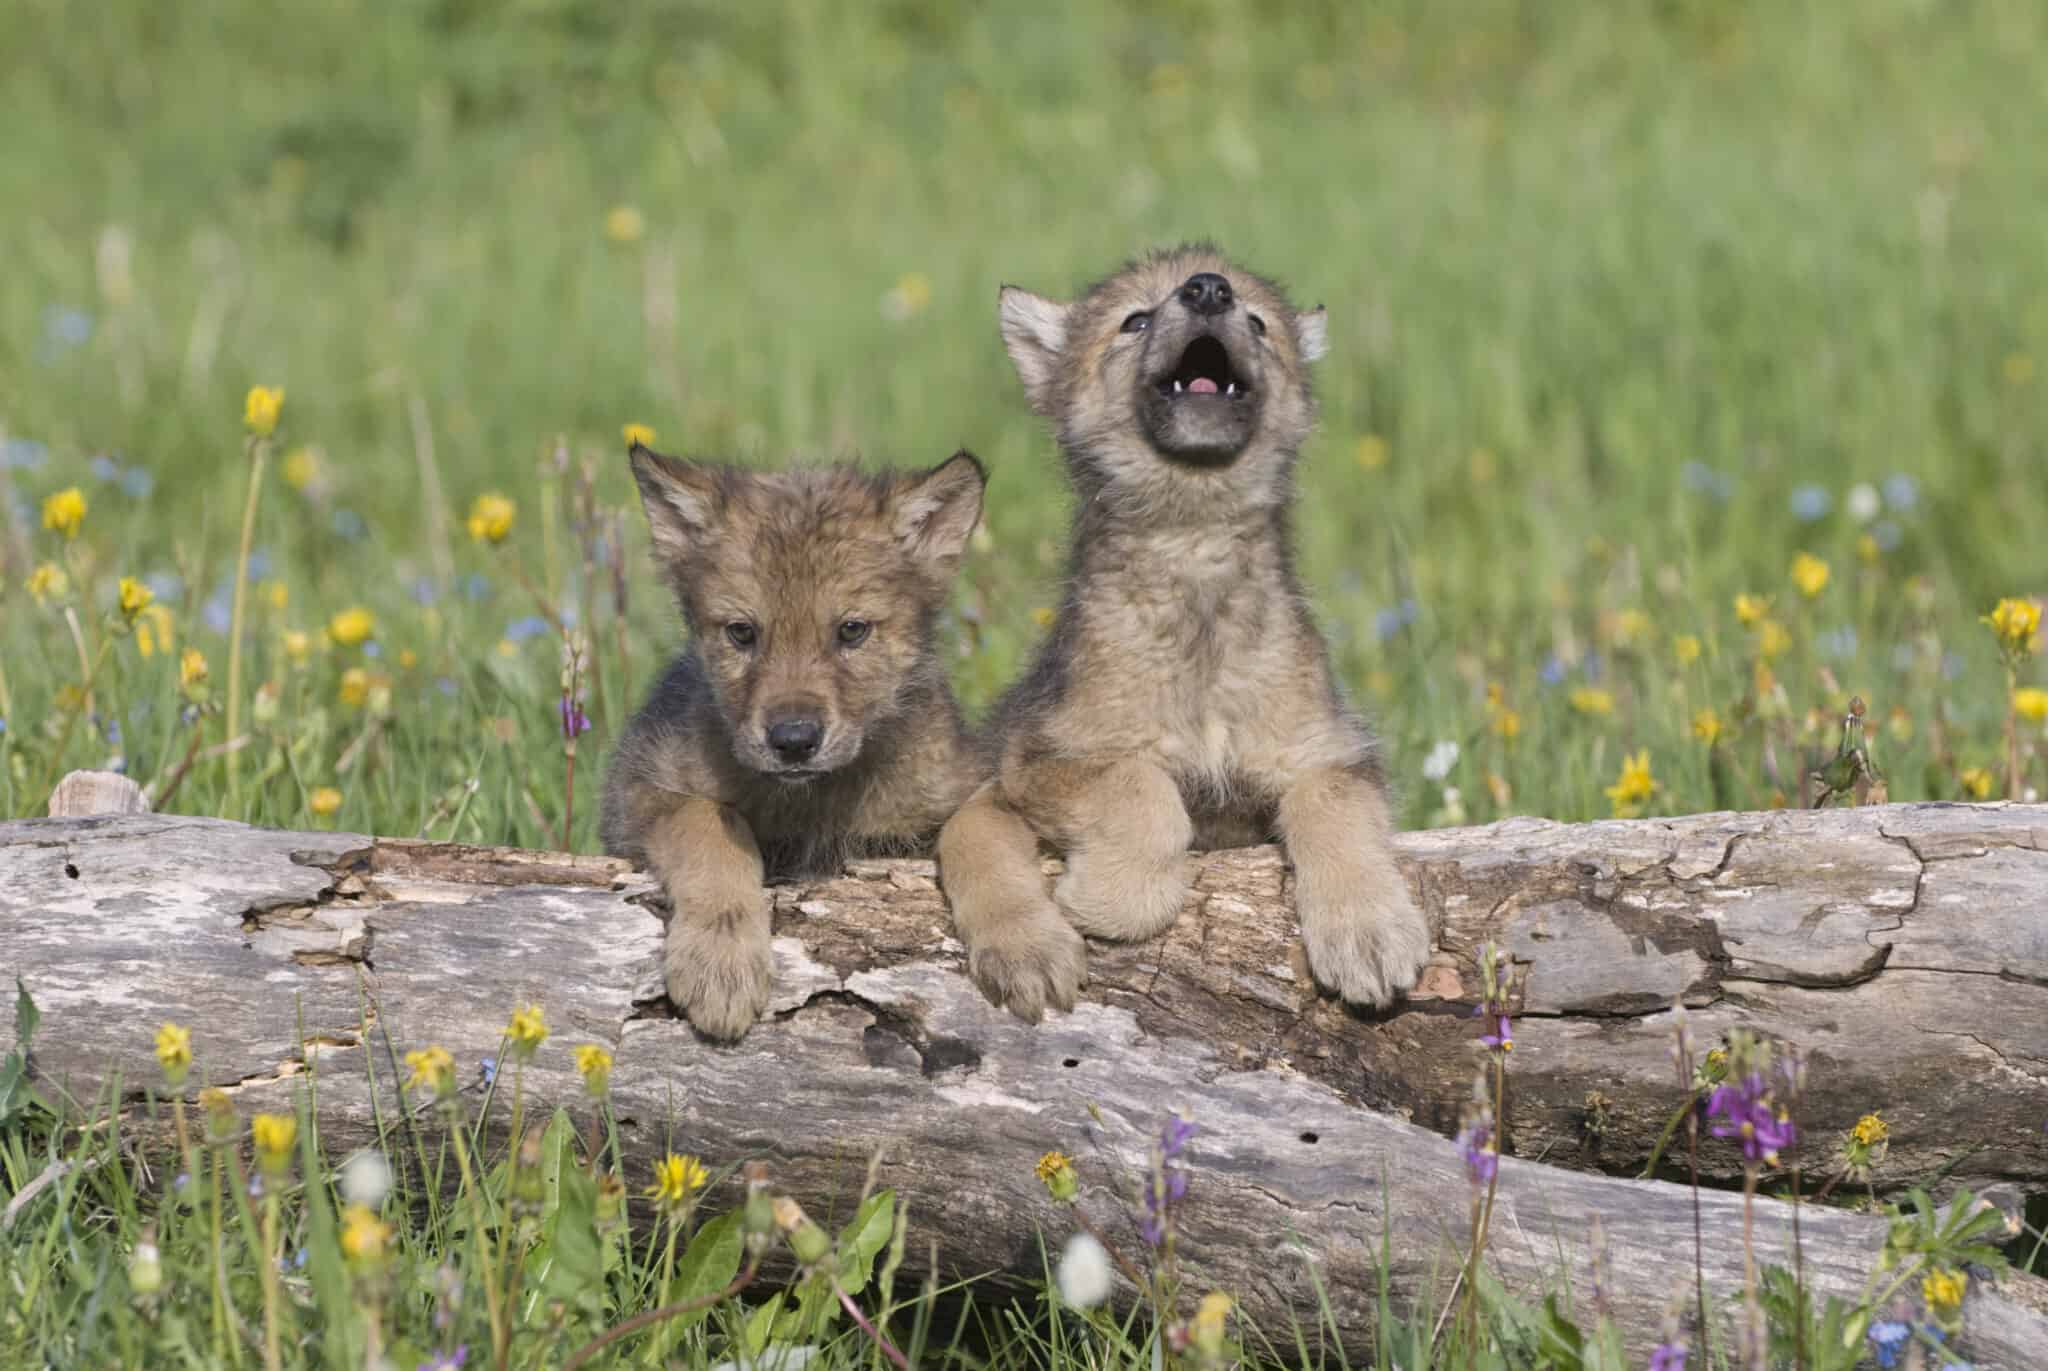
[3,0,2047,839]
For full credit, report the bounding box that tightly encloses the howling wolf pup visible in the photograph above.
[602,442,988,1040]
[938,246,1432,1020]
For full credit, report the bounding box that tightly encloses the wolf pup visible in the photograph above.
[602,442,988,1040]
[937,246,1432,1020]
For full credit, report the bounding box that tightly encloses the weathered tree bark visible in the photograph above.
[3,806,2045,1364]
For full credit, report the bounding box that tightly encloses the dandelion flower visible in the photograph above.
[604,205,646,243]
[338,667,370,707]
[1568,687,1614,716]
[880,271,933,321]
[1612,608,1652,646]
[1035,1150,1078,1202]
[575,1043,613,1098]
[1983,597,2042,656]
[340,1150,393,1209]
[404,1045,456,1095]
[1756,619,1793,659]
[1354,434,1390,471]
[42,487,86,539]
[504,1003,548,1057]
[466,492,516,545]
[1190,1291,1234,1358]
[1922,1267,1967,1318]
[155,1022,192,1086]
[1029,606,1055,629]
[338,1203,392,1266]
[329,606,375,647]
[282,446,320,490]
[1790,552,1830,598]
[179,647,208,690]
[308,786,343,817]
[1692,709,1724,746]
[26,562,67,603]
[1605,749,1657,818]
[243,386,285,438]
[621,422,657,449]
[1733,593,1768,626]
[282,630,311,664]
[1673,633,1701,667]
[1054,1232,1112,1309]
[251,1113,298,1173]
[1485,683,1522,741]
[646,1153,708,1210]
[1959,766,1994,800]
[118,576,153,621]
[2014,687,2048,723]
[263,581,288,611]
[1421,738,1460,782]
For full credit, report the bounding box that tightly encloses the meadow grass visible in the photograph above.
[2,0,2045,841]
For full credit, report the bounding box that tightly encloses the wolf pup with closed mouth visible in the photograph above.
[938,246,1432,1020]
[602,441,988,1041]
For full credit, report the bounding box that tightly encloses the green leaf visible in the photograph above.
[14,979,39,1045]
[834,1189,895,1295]
[743,1291,786,1356]
[299,1127,365,1369]
[663,1209,744,1335]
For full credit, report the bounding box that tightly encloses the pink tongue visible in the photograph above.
[1188,377,1219,394]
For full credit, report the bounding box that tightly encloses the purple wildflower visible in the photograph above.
[559,696,591,739]
[419,1348,468,1371]
[1647,1342,1687,1371]
[1475,1008,1513,1052]
[1140,1114,1196,1247]
[1705,1072,1796,1166]
[1160,1114,1196,1159]
[1456,1116,1497,1187]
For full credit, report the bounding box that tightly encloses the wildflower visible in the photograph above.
[1647,1342,1687,1371]
[1959,766,1994,800]
[179,646,209,691]
[1858,532,1882,563]
[251,1112,298,1174]
[1846,482,1882,523]
[1476,1008,1513,1052]
[1030,605,1056,629]
[1612,608,1652,646]
[1867,1319,1911,1368]
[329,606,375,647]
[1983,597,2042,657]
[1569,686,1614,716]
[243,385,285,437]
[1054,1232,1111,1309]
[155,1022,192,1088]
[308,786,343,817]
[263,580,288,611]
[404,1045,456,1096]
[1841,1112,1890,1182]
[621,422,657,449]
[1456,1111,1498,1186]
[339,667,370,707]
[1692,708,1723,746]
[282,446,320,490]
[1421,739,1460,783]
[1673,633,1701,667]
[604,205,645,243]
[1788,484,1831,521]
[1354,434,1389,471]
[2014,687,2048,723]
[1734,593,1769,626]
[646,1153,708,1211]
[1140,1114,1196,1246]
[504,1003,548,1057]
[282,629,311,663]
[1189,1291,1233,1360]
[574,1043,613,1098]
[1035,1150,1078,1203]
[1790,552,1830,598]
[559,696,592,739]
[1922,1267,1967,1320]
[118,576,153,621]
[341,1150,393,1208]
[398,648,418,670]
[1486,682,1522,741]
[1705,1073,1796,1167]
[26,562,67,603]
[42,486,86,539]
[1605,749,1656,818]
[128,1231,164,1296]
[881,271,933,321]
[199,1087,238,1143]
[337,1203,392,1267]
[465,492,515,545]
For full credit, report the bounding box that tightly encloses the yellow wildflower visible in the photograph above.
[1789,552,1830,598]
[1030,606,1055,629]
[339,1204,392,1266]
[505,1003,548,1057]
[2014,687,2048,723]
[308,786,343,817]
[1604,749,1657,819]
[1856,533,1881,564]
[1692,709,1723,746]
[26,562,67,603]
[1959,766,1993,800]
[1569,687,1614,716]
[282,629,311,664]
[1851,1113,1889,1147]
[251,1113,297,1172]
[1354,434,1389,471]
[329,606,375,647]
[263,581,288,611]
[398,648,418,670]
[604,205,646,243]
[1612,608,1652,646]
[118,576,153,621]
[646,1153,708,1209]
[338,666,370,707]
[1733,593,1769,626]
[155,1022,192,1087]
[1485,682,1522,741]
[1673,633,1701,667]
[282,446,319,491]
[621,422,657,449]
[575,1043,614,1098]
[885,271,933,320]
[1190,1291,1234,1359]
[1035,1150,1078,1202]
[1983,597,2043,656]
[42,487,86,539]
[243,385,285,437]
[179,647,208,690]
[403,1045,456,1096]
[1756,619,1792,659]
[465,492,516,545]
[1921,1267,1966,1317]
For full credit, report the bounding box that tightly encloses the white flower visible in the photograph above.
[1421,739,1460,783]
[340,1149,393,1209]
[1846,482,1881,524]
[1055,1232,1113,1309]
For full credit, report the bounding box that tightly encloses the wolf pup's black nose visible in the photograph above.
[766,717,823,762]
[1178,272,1233,316]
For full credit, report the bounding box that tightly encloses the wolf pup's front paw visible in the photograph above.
[963,896,1089,1024]
[1295,876,1432,1010]
[664,903,773,1042]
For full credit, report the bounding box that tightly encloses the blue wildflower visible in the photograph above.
[145,571,184,601]
[1816,626,1859,660]
[1581,650,1604,682]
[1883,473,1919,512]
[464,574,493,601]
[479,1057,497,1087]
[436,677,459,696]
[1540,654,1568,686]
[2,438,48,471]
[412,577,440,606]
[43,305,93,348]
[1867,1320,1910,1369]
[121,467,154,499]
[203,594,232,634]
[332,509,368,541]
[1789,484,1832,521]
[246,548,274,579]
[1681,461,1732,501]
[506,615,551,643]
[90,455,122,483]
[363,641,383,659]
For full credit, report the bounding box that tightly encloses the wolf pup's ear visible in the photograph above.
[1294,306,1330,364]
[629,443,721,564]
[893,450,987,577]
[997,286,1071,415]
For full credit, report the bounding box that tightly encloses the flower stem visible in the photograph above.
[835,1276,911,1371]
[447,1112,508,1366]
[259,1190,283,1371]
[560,1262,759,1371]
[224,435,269,810]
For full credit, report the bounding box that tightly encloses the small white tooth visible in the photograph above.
[1173,380,1183,393]
[1226,382,1238,395]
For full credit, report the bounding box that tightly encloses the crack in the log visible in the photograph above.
[774,988,984,1079]
[1911,1026,2048,1088]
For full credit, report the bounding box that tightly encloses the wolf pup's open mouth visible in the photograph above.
[1155,335,1250,400]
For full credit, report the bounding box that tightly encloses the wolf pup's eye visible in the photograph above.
[724,622,757,649]
[1247,313,1268,337]
[836,619,872,648]
[1120,311,1152,334]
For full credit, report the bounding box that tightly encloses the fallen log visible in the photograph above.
[3,806,2045,1363]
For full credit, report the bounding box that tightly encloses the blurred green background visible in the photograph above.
[1,0,2044,839]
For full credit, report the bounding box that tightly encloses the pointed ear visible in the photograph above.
[1295,306,1329,364]
[997,285,1071,414]
[628,442,721,563]
[893,450,986,576]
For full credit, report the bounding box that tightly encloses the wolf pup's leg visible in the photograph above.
[938,782,1087,1021]
[643,796,774,1041]
[1276,766,1432,1008]
[1005,756,1193,942]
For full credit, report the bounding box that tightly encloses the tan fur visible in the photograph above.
[602,443,988,1040]
[941,246,1432,1018]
